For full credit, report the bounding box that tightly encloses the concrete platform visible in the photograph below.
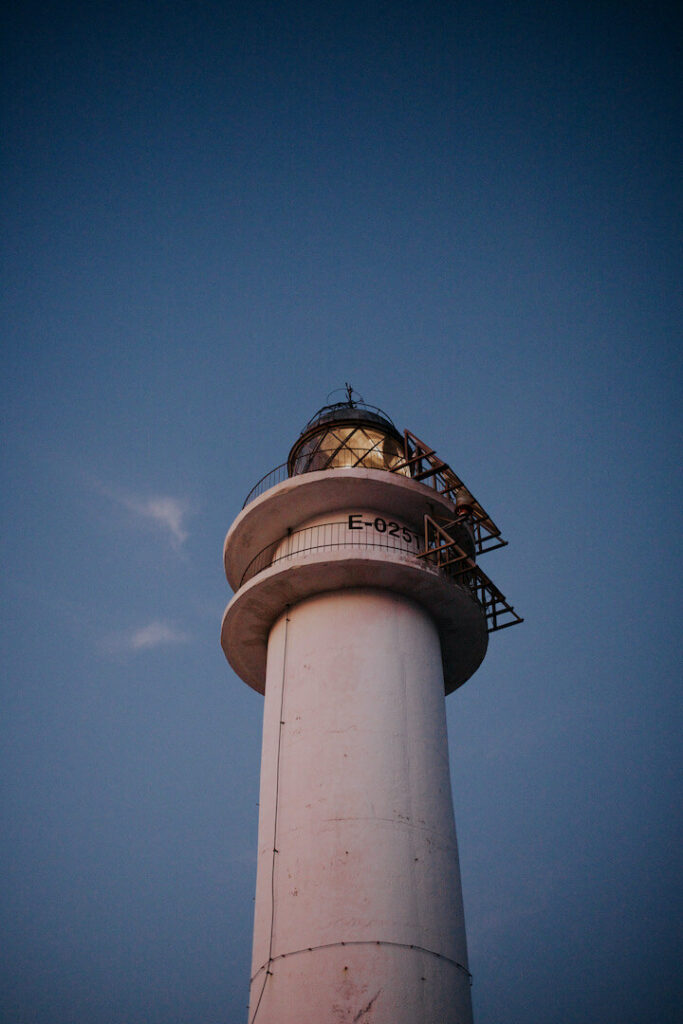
[221,548,488,695]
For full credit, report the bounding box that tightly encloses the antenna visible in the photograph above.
[325,384,364,407]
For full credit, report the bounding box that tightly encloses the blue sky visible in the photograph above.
[2,2,681,1022]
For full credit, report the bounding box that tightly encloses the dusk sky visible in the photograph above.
[2,2,681,1022]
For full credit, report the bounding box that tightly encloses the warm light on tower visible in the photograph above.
[221,389,522,1024]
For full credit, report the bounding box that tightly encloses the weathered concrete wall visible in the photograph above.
[248,589,473,1024]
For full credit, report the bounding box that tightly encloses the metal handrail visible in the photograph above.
[237,519,522,632]
[239,519,424,587]
[242,449,409,508]
[237,438,521,631]
[243,462,290,506]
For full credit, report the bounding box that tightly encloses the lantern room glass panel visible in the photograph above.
[291,426,409,477]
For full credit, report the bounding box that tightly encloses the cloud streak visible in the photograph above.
[100,619,190,656]
[130,495,190,546]
[128,620,189,651]
[98,483,193,548]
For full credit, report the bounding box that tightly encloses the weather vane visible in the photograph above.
[325,384,363,407]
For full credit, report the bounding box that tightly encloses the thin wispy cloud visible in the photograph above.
[130,495,190,546]
[100,619,190,656]
[97,483,194,548]
[129,620,189,651]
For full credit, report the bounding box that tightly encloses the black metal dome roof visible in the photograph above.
[295,387,401,443]
[299,401,398,435]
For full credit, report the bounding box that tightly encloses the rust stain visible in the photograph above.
[352,989,382,1022]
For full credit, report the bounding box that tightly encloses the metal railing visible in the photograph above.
[237,434,522,632]
[243,462,290,506]
[242,448,409,508]
[238,519,523,633]
[239,520,423,587]
[240,442,503,555]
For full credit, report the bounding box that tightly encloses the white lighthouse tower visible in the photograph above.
[221,390,521,1024]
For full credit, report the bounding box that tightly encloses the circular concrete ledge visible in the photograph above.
[223,468,458,591]
[221,548,488,696]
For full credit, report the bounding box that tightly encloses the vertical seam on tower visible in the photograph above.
[250,607,290,1024]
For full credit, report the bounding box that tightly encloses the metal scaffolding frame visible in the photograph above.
[240,420,523,634]
[391,430,507,555]
[416,513,523,633]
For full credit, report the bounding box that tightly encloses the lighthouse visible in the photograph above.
[221,390,521,1024]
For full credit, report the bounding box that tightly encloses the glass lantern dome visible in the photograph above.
[287,393,410,478]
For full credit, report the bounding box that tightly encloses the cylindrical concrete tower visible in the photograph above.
[221,394,521,1024]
